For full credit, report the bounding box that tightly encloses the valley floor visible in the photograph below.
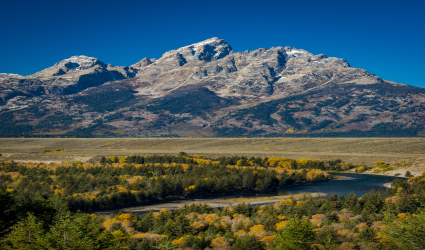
[1,137,425,168]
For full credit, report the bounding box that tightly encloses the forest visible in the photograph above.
[0,155,335,212]
[0,155,424,249]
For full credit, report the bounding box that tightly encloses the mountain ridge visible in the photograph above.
[0,37,423,137]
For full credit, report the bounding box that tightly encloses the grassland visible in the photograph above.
[1,138,425,166]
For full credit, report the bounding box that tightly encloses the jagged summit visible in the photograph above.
[183,37,225,47]
[28,55,106,78]
[0,55,137,96]
[158,37,233,64]
[179,37,233,61]
[131,38,380,97]
[131,57,155,69]
[63,55,103,71]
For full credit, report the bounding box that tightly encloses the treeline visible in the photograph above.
[1,171,425,249]
[0,155,335,212]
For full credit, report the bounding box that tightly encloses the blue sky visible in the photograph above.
[0,0,424,88]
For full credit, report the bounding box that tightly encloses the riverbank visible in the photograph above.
[345,161,425,178]
[363,167,423,177]
[382,183,392,188]
[331,174,356,180]
[332,173,395,189]
[95,193,327,215]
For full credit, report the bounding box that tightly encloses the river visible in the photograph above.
[97,173,404,214]
[265,172,403,197]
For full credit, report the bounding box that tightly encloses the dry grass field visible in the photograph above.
[0,138,425,167]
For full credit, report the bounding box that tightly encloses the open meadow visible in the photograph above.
[1,137,425,167]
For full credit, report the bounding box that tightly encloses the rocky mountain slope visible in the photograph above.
[1,38,424,137]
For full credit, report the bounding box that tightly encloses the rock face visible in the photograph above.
[129,39,379,99]
[0,38,424,137]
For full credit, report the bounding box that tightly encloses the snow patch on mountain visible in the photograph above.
[64,56,98,70]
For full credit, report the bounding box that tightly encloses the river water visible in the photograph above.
[96,173,404,214]
[266,173,403,197]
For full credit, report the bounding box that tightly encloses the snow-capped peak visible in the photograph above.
[64,55,99,70]
[284,47,306,57]
[184,37,221,48]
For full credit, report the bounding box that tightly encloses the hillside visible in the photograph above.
[1,38,424,137]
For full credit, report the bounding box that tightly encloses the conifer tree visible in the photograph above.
[47,212,94,249]
[165,214,192,237]
[1,213,47,250]
[274,216,314,250]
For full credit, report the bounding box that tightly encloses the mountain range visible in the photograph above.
[1,37,424,137]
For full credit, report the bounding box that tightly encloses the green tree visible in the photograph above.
[315,226,339,248]
[381,211,425,249]
[0,187,16,237]
[47,212,107,249]
[231,235,265,250]
[1,213,47,250]
[128,238,154,250]
[291,160,298,169]
[274,216,314,250]
[359,227,376,242]
[133,211,154,232]
[165,214,192,237]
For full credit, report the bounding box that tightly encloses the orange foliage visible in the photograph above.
[337,209,353,222]
[277,215,287,220]
[132,233,167,243]
[234,230,246,238]
[185,185,196,191]
[311,244,325,249]
[102,213,135,232]
[338,242,356,250]
[276,221,287,230]
[210,237,232,249]
[356,223,368,232]
[192,221,206,232]
[172,236,187,246]
[397,213,407,220]
[310,214,326,227]
[249,225,265,233]
[260,235,276,246]
[214,222,227,231]
[115,213,135,222]
[205,214,220,224]
[385,196,401,204]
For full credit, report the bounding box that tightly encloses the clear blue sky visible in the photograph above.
[0,0,424,88]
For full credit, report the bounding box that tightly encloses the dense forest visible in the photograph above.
[0,155,336,212]
[1,155,424,249]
